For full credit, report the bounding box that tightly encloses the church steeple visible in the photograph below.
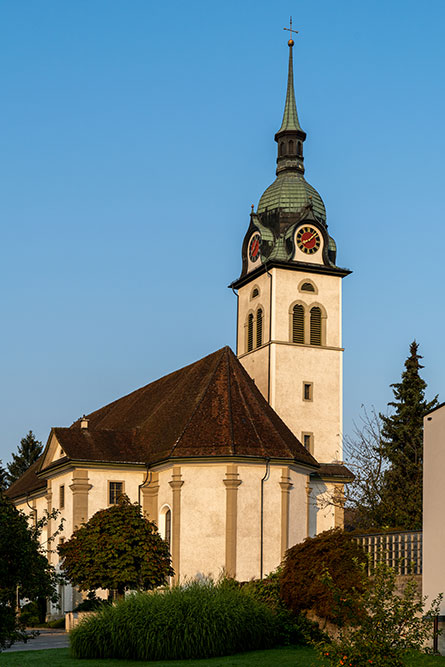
[274,39,306,176]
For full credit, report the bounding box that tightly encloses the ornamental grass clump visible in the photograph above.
[70,579,278,660]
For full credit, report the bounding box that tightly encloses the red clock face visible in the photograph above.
[249,233,261,262]
[296,226,321,255]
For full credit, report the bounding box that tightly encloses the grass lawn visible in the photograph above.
[1,647,445,666]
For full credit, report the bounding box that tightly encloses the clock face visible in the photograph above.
[249,233,261,263]
[296,226,321,255]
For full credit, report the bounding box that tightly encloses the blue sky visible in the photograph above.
[0,0,443,463]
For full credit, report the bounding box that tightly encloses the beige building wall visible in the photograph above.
[238,267,343,465]
[423,405,445,618]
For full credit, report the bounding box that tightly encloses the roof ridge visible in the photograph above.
[167,348,227,458]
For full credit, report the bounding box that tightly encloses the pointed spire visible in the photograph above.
[277,41,303,133]
[274,33,307,176]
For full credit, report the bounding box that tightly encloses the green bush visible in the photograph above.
[316,560,442,667]
[70,579,278,660]
[241,569,326,646]
[19,601,40,627]
[280,529,367,623]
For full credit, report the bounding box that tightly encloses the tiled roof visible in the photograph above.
[5,456,46,499]
[315,463,354,481]
[257,173,326,222]
[6,347,319,500]
[66,346,318,467]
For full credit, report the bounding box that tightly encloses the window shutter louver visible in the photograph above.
[256,309,263,347]
[310,307,322,345]
[301,282,315,292]
[247,314,254,351]
[292,305,305,343]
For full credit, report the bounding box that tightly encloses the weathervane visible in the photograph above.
[283,16,298,44]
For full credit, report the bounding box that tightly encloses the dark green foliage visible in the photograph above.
[70,580,278,660]
[280,529,367,623]
[59,496,173,595]
[317,560,441,667]
[6,431,42,485]
[0,461,7,492]
[0,492,56,650]
[241,570,325,646]
[19,602,40,627]
[377,341,438,529]
[73,592,110,612]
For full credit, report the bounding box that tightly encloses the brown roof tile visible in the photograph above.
[314,463,354,481]
[66,346,318,467]
[5,456,46,499]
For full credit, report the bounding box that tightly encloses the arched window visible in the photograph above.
[251,287,259,299]
[310,307,322,345]
[300,282,315,292]
[165,509,171,549]
[292,304,305,344]
[297,141,303,156]
[247,313,254,351]
[288,139,294,154]
[256,309,263,348]
[280,141,285,156]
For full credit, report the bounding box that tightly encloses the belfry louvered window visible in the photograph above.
[247,313,254,351]
[292,304,305,343]
[256,309,263,348]
[301,282,315,292]
[310,306,322,345]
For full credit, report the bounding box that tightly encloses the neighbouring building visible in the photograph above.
[6,36,352,616]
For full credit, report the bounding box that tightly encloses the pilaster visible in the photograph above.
[169,466,184,584]
[45,482,52,563]
[334,483,344,528]
[306,479,313,537]
[279,467,292,559]
[223,464,242,577]
[141,471,160,524]
[69,469,92,530]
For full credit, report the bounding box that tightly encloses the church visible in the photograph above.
[6,35,352,612]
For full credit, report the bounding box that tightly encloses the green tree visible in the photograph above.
[0,462,7,492]
[58,496,174,597]
[7,431,42,485]
[0,492,57,650]
[378,341,438,529]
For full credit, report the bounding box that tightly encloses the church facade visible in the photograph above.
[6,37,352,614]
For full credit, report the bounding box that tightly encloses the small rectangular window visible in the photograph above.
[303,382,313,401]
[59,485,65,509]
[109,481,123,505]
[302,432,314,454]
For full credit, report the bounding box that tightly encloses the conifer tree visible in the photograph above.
[6,431,43,486]
[378,341,437,529]
[0,463,7,492]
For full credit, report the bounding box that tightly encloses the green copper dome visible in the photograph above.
[257,172,326,223]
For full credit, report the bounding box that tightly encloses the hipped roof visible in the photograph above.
[61,346,318,467]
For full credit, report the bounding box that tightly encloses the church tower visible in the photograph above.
[230,35,351,475]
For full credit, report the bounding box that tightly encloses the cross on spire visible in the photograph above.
[283,16,298,42]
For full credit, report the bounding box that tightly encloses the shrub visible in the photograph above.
[316,560,442,667]
[280,529,367,623]
[70,579,278,660]
[241,569,326,646]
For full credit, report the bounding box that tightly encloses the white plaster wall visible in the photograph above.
[177,464,226,581]
[272,343,342,463]
[423,406,445,614]
[310,479,336,535]
[288,469,309,548]
[86,467,146,518]
[237,272,271,355]
[237,464,262,581]
[262,465,283,576]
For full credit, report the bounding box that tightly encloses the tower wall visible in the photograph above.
[237,267,343,464]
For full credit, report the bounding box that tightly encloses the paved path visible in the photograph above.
[3,629,70,652]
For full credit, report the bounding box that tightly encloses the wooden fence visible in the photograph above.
[353,530,422,575]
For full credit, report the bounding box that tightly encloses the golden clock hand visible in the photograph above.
[304,232,317,244]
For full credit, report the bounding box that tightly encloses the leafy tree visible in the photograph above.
[280,529,367,623]
[0,492,58,650]
[378,341,438,529]
[58,496,174,597]
[7,431,42,485]
[317,559,441,667]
